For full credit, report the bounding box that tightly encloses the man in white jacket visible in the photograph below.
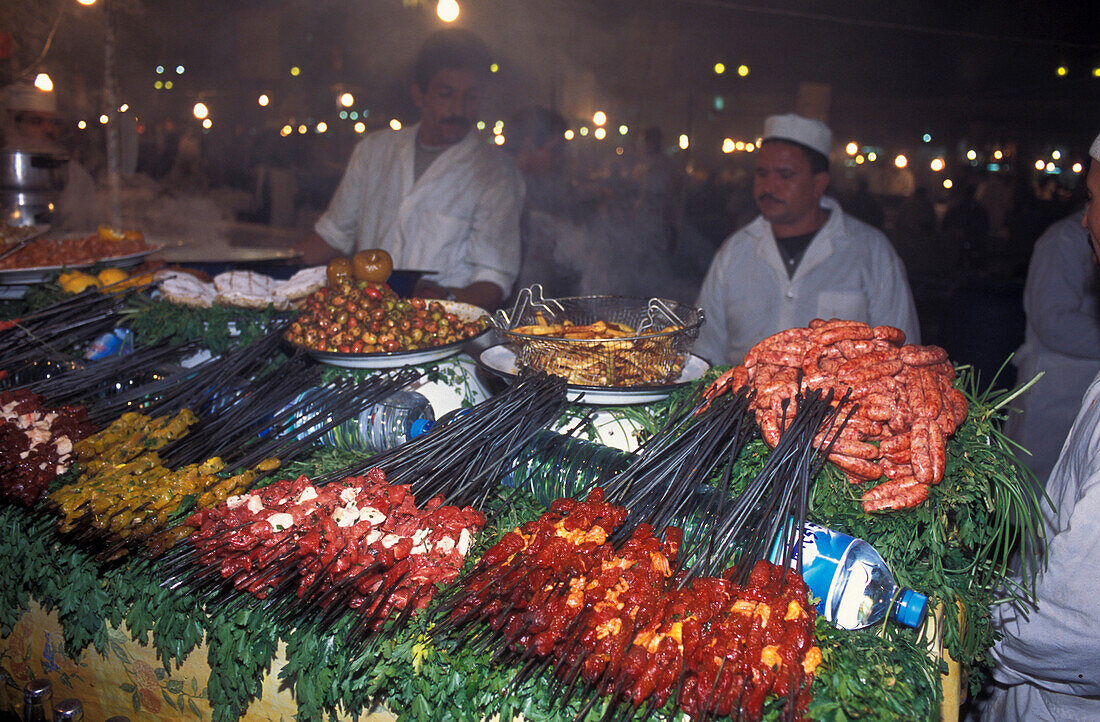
[1004,209,1100,489]
[985,130,1100,721]
[300,29,523,310]
[693,114,919,365]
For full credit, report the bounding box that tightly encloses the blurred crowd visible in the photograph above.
[7,82,1088,385]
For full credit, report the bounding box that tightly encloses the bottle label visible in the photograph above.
[772,521,856,616]
[85,328,133,360]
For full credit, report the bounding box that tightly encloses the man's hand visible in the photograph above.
[298,232,341,266]
[413,279,503,310]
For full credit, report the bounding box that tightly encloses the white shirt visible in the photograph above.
[315,124,524,295]
[693,197,920,365]
[986,370,1100,721]
[1004,211,1100,488]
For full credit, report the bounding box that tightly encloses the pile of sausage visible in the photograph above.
[452,488,820,721]
[183,470,485,624]
[711,319,968,512]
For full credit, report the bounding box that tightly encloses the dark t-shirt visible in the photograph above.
[775,230,817,277]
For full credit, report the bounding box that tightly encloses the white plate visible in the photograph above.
[478,344,710,405]
[290,300,491,369]
[0,245,158,298]
[0,246,158,280]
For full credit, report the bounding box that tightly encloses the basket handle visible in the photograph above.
[640,297,687,333]
[492,284,564,331]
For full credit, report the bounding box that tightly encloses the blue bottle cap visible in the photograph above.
[409,418,434,439]
[893,588,929,628]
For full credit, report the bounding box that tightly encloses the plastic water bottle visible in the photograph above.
[288,389,435,453]
[772,521,928,630]
[362,390,436,453]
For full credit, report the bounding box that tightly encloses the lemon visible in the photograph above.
[58,270,83,286]
[97,224,126,241]
[61,272,102,294]
[97,268,129,286]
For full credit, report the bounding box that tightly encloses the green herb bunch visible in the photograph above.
[0,364,1040,721]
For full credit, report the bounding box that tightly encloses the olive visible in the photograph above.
[326,258,353,287]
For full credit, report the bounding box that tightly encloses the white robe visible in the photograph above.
[315,123,524,295]
[692,197,920,365]
[1004,211,1100,488]
[986,370,1100,721]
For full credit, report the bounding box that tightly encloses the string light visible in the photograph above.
[437,0,459,22]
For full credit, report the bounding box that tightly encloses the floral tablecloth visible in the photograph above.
[0,601,393,721]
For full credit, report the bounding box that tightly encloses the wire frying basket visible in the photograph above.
[492,287,705,387]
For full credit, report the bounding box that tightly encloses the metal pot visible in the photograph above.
[0,150,69,192]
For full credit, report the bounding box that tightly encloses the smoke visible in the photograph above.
[55,168,232,250]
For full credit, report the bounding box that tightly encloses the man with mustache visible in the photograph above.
[693,113,919,364]
[300,28,523,310]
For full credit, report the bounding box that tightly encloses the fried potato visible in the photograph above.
[509,316,686,387]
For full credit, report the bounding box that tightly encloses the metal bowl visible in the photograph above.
[0,150,69,192]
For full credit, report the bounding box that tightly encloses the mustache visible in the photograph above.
[441,116,471,127]
[757,193,783,205]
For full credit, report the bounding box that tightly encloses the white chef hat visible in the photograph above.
[1090,131,1100,162]
[1,83,57,114]
[763,113,832,159]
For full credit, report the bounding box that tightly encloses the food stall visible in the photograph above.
[0,237,1041,721]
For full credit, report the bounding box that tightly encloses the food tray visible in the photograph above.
[491,289,704,388]
[478,344,710,405]
[288,300,490,369]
